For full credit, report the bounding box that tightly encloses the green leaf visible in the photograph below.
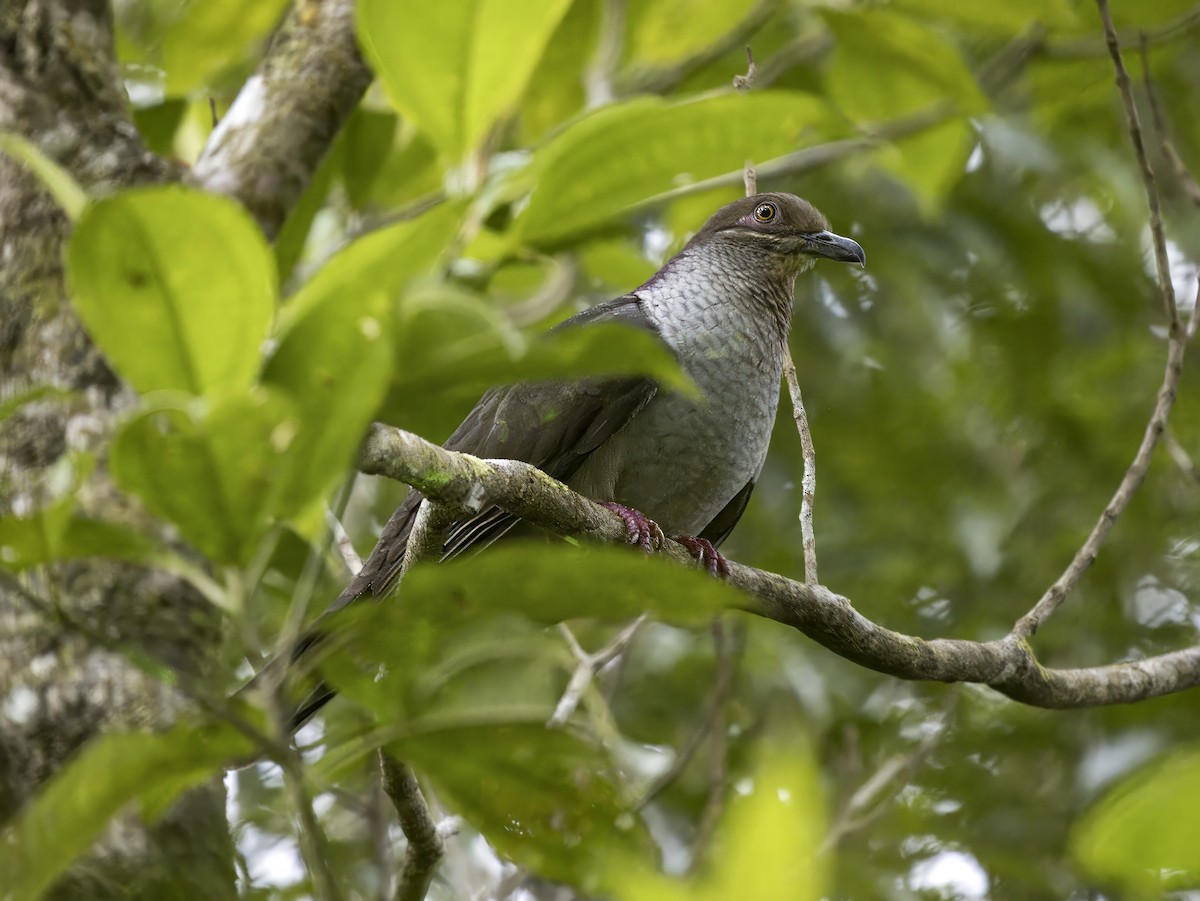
[110,390,298,564]
[398,725,650,888]
[0,513,159,570]
[822,9,985,207]
[0,724,254,901]
[67,186,276,397]
[891,0,1078,33]
[160,0,292,96]
[0,496,75,570]
[283,201,463,328]
[263,291,391,519]
[822,10,987,121]
[274,137,340,284]
[342,108,398,208]
[358,0,574,160]
[321,545,736,713]
[627,0,761,65]
[1072,747,1200,891]
[515,92,834,243]
[0,132,87,221]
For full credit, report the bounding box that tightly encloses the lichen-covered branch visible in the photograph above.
[358,423,1200,710]
[190,0,373,239]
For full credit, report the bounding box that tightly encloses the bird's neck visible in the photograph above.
[638,241,799,352]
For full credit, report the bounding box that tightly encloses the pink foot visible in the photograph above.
[600,502,665,553]
[674,536,730,577]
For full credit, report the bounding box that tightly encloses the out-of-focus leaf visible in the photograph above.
[0,385,72,423]
[626,0,760,65]
[342,108,398,208]
[823,10,987,118]
[132,99,189,156]
[274,137,340,284]
[324,545,735,683]
[367,129,444,210]
[0,513,159,570]
[878,118,976,211]
[891,0,1077,33]
[358,0,574,159]
[822,9,985,207]
[284,201,463,327]
[1072,747,1200,891]
[110,390,297,564]
[0,496,74,570]
[515,92,833,243]
[67,187,275,397]
[517,0,597,144]
[263,289,391,519]
[160,0,291,95]
[398,724,651,888]
[607,746,826,900]
[0,132,87,221]
[0,724,254,901]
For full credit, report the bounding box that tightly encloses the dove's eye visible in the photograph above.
[753,202,777,223]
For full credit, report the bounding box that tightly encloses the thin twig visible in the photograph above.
[732,46,756,91]
[1139,35,1200,208]
[548,615,647,727]
[379,753,446,901]
[1011,3,1190,638]
[783,356,819,585]
[1098,0,1179,330]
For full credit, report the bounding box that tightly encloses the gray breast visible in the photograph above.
[567,250,791,535]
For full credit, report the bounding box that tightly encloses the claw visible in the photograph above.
[673,536,730,578]
[599,502,665,553]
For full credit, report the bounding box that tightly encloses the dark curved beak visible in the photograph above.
[805,230,866,267]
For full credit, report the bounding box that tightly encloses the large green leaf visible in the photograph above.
[283,201,463,328]
[263,292,391,519]
[0,724,253,901]
[626,0,760,65]
[319,545,737,719]
[1072,748,1200,892]
[822,10,987,119]
[357,0,574,160]
[67,187,276,397]
[822,9,986,207]
[515,91,834,244]
[110,390,297,565]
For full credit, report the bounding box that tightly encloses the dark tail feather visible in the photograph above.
[289,682,337,734]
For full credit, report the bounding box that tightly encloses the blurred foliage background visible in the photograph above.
[7,0,1200,897]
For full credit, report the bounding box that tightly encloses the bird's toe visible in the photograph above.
[673,536,730,577]
[600,502,665,553]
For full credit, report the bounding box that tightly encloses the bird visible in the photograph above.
[282,192,864,730]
